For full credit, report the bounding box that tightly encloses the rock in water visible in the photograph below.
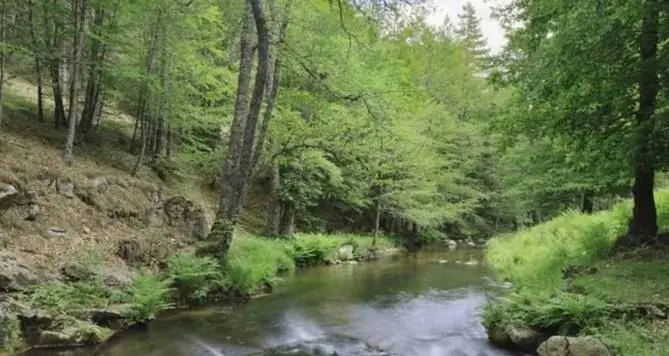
[538,336,612,356]
[0,251,40,292]
[337,244,355,261]
[505,326,548,353]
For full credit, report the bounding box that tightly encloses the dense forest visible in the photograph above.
[2,0,652,256]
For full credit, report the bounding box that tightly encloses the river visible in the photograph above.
[28,248,519,356]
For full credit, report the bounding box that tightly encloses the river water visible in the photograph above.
[29,248,518,356]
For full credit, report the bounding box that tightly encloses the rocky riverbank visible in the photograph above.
[0,137,403,354]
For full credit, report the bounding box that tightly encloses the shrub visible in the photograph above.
[166,252,222,304]
[0,314,23,354]
[28,280,111,314]
[128,271,173,322]
[482,292,613,334]
[226,236,295,292]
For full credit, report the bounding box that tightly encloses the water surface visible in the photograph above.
[30,248,517,356]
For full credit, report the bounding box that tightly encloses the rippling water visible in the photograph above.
[27,248,519,356]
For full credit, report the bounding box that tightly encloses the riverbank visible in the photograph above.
[482,191,669,355]
[1,232,401,355]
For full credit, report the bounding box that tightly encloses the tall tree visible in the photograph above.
[63,0,88,164]
[454,2,489,68]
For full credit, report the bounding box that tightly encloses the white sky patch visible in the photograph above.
[425,0,509,53]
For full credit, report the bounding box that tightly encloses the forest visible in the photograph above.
[0,0,668,354]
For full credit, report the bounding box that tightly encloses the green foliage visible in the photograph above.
[166,252,223,304]
[482,292,614,334]
[0,314,23,354]
[487,189,669,292]
[128,271,173,322]
[28,280,112,315]
[225,236,295,293]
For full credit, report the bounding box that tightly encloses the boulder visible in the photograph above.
[161,196,209,240]
[55,177,75,198]
[60,262,134,287]
[487,325,514,349]
[37,322,112,347]
[538,336,612,356]
[0,183,19,210]
[337,244,355,261]
[72,304,135,330]
[0,251,40,292]
[506,326,548,353]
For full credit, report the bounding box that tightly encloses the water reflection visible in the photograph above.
[26,248,518,356]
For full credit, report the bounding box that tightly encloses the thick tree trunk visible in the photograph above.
[266,159,282,236]
[64,0,88,164]
[202,0,272,260]
[582,190,594,214]
[0,0,6,130]
[628,0,660,241]
[278,201,296,237]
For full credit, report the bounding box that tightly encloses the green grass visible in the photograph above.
[226,232,395,291]
[483,190,669,355]
[486,189,669,291]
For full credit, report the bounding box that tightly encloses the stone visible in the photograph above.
[37,322,111,347]
[505,326,548,353]
[538,336,612,356]
[487,325,514,349]
[55,177,75,198]
[0,251,40,292]
[116,239,145,267]
[337,244,355,261]
[73,304,135,330]
[161,196,209,240]
[0,183,19,212]
[47,227,67,237]
[466,241,476,247]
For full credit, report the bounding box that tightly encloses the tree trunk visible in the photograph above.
[266,159,282,236]
[28,0,44,122]
[628,0,660,241]
[278,201,295,237]
[64,0,88,164]
[582,190,594,214]
[372,189,381,246]
[0,0,6,130]
[79,7,106,137]
[202,1,267,260]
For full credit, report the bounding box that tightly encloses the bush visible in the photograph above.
[166,252,222,304]
[226,236,295,292]
[128,271,173,322]
[28,280,112,314]
[0,314,23,354]
[482,292,614,334]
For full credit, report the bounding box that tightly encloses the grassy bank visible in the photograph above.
[0,232,397,354]
[483,190,669,355]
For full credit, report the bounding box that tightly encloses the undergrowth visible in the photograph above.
[20,232,395,331]
[483,190,669,355]
[486,189,669,291]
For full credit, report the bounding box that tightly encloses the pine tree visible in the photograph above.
[454,2,489,68]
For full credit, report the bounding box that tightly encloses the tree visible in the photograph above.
[454,2,488,69]
[493,0,669,244]
[63,0,88,164]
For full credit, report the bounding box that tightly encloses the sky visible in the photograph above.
[426,0,508,53]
